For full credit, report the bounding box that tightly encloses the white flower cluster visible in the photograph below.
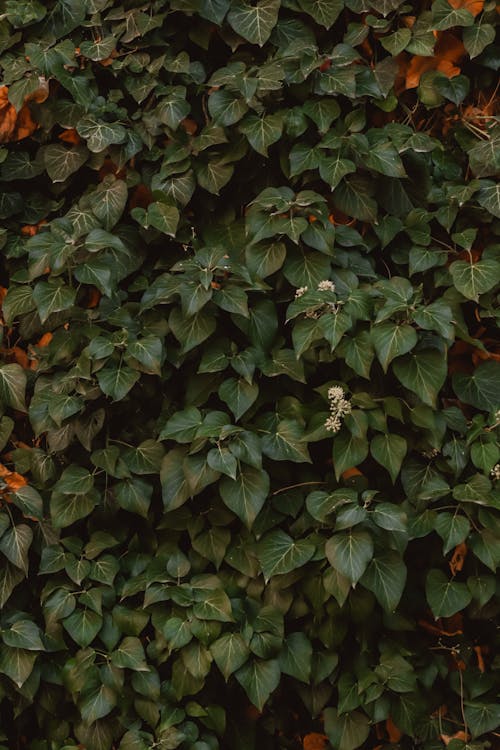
[490,463,500,481]
[295,286,308,298]
[317,279,335,292]
[422,447,440,459]
[325,386,351,433]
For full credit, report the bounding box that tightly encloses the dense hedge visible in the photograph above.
[0,1,499,748]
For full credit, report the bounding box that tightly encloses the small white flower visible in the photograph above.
[490,463,500,481]
[295,286,308,299]
[325,386,351,433]
[318,280,335,292]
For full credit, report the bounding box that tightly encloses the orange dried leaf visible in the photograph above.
[86,288,101,309]
[13,104,38,141]
[449,542,467,575]
[386,718,402,743]
[405,31,465,88]
[58,128,81,145]
[303,733,328,750]
[441,731,469,746]
[342,467,363,480]
[36,333,53,348]
[129,184,153,210]
[473,645,485,673]
[448,0,484,16]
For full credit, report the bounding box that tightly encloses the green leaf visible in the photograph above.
[435,513,471,555]
[115,478,152,518]
[1,286,36,326]
[220,465,270,529]
[0,416,13,453]
[63,608,103,648]
[240,113,283,156]
[160,407,203,443]
[298,0,343,28]
[469,529,500,572]
[127,337,163,375]
[0,364,27,412]
[361,551,406,612]
[325,529,374,585]
[393,350,447,408]
[33,281,76,324]
[432,0,475,30]
[192,588,234,622]
[324,707,370,750]
[257,530,315,582]
[278,632,312,683]
[333,176,377,222]
[74,258,112,297]
[169,308,217,353]
[79,683,117,725]
[92,177,128,230]
[453,362,500,411]
[227,0,280,46]
[477,180,500,218]
[11,485,44,521]
[76,117,127,153]
[246,241,286,278]
[2,620,44,651]
[0,563,24,608]
[111,637,148,671]
[207,446,238,480]
[0,647,36,688]
[320,154,356,191]
[464,704,500,739]
[143,202,180,237]
[372,322,417,373]
[434,74,469,106]
[365,142,406,178]
[370,434,407,483]
[425,569,472,618]
[449,259,500,301]
[41,143,88,183]
[261,420,312,463]
[332,433,369,480]
[192,526,231,567]
[219,378,258,421]
[97,365,140,401]
[235,659,280,711]
[210,633,250,680]
[50,492,97,528]
[381,28,411,55]
[0,524,32,575]
[463,24,496,59]
[196,159,234,194]
[208,90,248,126]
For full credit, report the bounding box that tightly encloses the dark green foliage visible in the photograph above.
[0,1,499,749]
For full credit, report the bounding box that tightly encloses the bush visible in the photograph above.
[0,1,499,748]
